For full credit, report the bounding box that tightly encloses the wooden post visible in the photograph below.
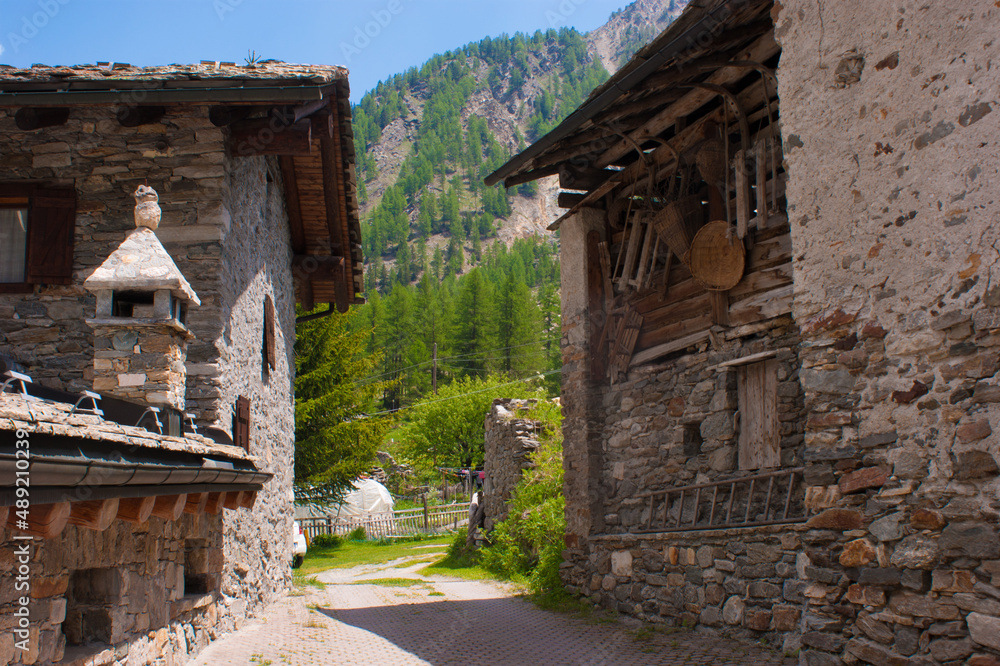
[68,498,120,531]
[117,496,156,524]
[151,495,186,521]
[422,495,429,531]
[7,502,71,538]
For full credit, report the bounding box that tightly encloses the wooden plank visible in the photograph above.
[558,192,588,209]
[116,496,155,524]
[762,359,780,468]
[727,263,792,300]
[738,360,780,470]
[67,498,120,531]
[634,221,655,287]
[734,148,751,239]
[617,214,644,290]
[586,230,607,381]
[710,349,779,370]
[230,118,312,157]
[6,501,70,539]
[754,138,769,229]
[559,166,617,191]
[728,284,794,327]
[151,494,186,521]
[631,329,712,367]
[223,491,244,510]
[710,291,730,327]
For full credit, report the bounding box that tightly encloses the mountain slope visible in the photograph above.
[353,0,686,291]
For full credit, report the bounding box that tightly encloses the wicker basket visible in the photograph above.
[695,138,727,185]
[652,194,703,255]
[686,220,745,291]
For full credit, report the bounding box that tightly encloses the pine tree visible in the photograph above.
[453,268,495,379]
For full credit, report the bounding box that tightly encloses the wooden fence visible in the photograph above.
[299,502,468,541]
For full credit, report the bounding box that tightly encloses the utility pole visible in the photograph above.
[432,342,438,394]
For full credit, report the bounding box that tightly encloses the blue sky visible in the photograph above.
[1,0,632,101]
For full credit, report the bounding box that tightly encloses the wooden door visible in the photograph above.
[737,359,779,469]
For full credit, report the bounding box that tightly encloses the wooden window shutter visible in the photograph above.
[263,296,275,370]
[234,396,251,451]
[737,359,779,470]
[26,187,76,284]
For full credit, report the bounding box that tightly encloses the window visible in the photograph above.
[0,185,77,292]
[737,359,780,470]
[0,206,27,282]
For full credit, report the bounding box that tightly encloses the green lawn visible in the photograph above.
[297,536,451,576]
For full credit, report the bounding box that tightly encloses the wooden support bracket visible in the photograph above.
[68,498,120,531]
[230,118,312,157]
[151,494,186,521]
[117,496,156,524]
[7,502,71,539]
[184,493,209,515]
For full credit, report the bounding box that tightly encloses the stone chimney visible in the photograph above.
[84,186,200,411]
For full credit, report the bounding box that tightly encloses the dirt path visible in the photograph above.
[190,551,796,666]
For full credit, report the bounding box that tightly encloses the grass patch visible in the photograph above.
[390,557,439,568]
[352,577,425,587]
[428,591,445,597]
[298,535,451,574]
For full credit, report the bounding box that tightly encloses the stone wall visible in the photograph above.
[773,1,1000,663]
[483,399,541,531]
[0,513,256,665]
[0,106,297,658]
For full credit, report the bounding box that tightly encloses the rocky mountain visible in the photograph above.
[353,0,687,292]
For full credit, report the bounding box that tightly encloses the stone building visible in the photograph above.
[0,62,363,664]
[488,0,999,663]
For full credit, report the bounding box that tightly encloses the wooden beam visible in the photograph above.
[209,105,253,126]
[184,493,209,515]
[223,491,243,510]
[710,291,730,326]
[300,278,315,312]
[279,155,307,260]
[68,498,120,531]
[631,330,712,367]
[117,496,156,524]
[239,491,258,509]
[116,105,166,127]
[502,163,560,188]
[586,230,607,381]
[293,254,345,282]
[14,107,70,130]
[558,192,588,209]
[558,165,616,191]
[151,494,186,521]
[595,33,780,169]
[230,118,312,157]
[204,492,225,515]
[6,502,70,539]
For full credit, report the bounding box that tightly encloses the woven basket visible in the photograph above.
[695,138,727,185]
[686,220,745,291]
[652,195,703,255]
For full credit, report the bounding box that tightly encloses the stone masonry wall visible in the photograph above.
[484,398,541,532]
[0,106,297,657]
[599,325,805,533]
[770,1,1000,663]
[0,513,254,666]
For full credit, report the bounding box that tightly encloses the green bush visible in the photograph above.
[310,533,343,549]
[480,401,565,595]
[347,526,367,541]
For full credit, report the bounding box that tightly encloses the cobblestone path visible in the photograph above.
[190,551,796,666]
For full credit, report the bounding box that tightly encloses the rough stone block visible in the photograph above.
[890,534,940,569]
[955,450,1000,479]
[772,605,800,631]
[931,569,976,593]
[968,612,1000,651]
[611,550,633,576]
[806,508,863,530]
[942,522,1000,559]
[801,631,846,652]
[840,538,877,567]
[839,466,889,494]
[722,595,744,625]
[846,637,908,665]
[856,614,893,643]
[868,512,904,542]
[846,584,886,607]
[888,591,959,620]
[858,567,901,586]
[910,508,946,531]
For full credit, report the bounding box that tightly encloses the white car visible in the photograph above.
[292,520,307,568]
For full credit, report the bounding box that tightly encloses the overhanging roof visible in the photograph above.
[485,0,777,230]
[0,61,364,311]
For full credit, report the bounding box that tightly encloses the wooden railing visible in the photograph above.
[634,467,808,533]
[299,502,468,541]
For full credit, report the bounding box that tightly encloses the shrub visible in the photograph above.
[310,533,343,549]
[480,401,565,595]
[347,526,367,541]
